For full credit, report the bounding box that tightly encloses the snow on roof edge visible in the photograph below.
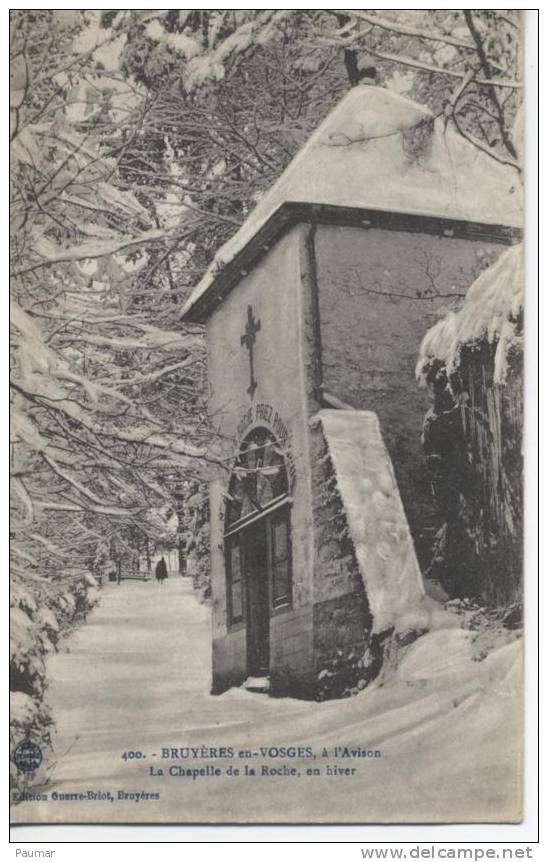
[180,200,521,322]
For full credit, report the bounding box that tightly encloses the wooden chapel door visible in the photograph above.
[243,519,270,676]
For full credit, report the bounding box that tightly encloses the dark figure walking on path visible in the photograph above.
[155,556,168,584]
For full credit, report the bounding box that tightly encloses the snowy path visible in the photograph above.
[13,579,522,824]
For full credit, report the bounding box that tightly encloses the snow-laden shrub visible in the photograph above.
[184,485,211,602]
[417,246,523,606]
[10,691,53,795]
[10,606,46,698]
[86,587,100,608]
[38,607,59,632]
[84,573,98,588]
[11,584,37,618]
[10,572,102,797]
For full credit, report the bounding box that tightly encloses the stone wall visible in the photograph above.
[211,628,247,694]
[270,607,314,698]
[310,421,381,700]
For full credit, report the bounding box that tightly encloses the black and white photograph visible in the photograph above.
[9,7,532,832]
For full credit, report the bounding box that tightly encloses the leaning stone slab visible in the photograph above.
[312,409,426,635]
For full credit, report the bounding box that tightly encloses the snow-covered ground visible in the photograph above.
[11,578,522,824]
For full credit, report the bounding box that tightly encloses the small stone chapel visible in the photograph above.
[180,85,522,699]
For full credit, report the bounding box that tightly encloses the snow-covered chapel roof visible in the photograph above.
[181,85,523,322]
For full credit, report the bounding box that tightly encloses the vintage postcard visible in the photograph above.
[10,9,525,825]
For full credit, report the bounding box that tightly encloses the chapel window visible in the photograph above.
[226,534,244,624]
[225,428,289,530]
[269,507,292,609]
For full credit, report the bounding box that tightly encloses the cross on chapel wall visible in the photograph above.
[240,304,261,399]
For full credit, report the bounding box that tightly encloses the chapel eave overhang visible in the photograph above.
[180,201,522,324]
